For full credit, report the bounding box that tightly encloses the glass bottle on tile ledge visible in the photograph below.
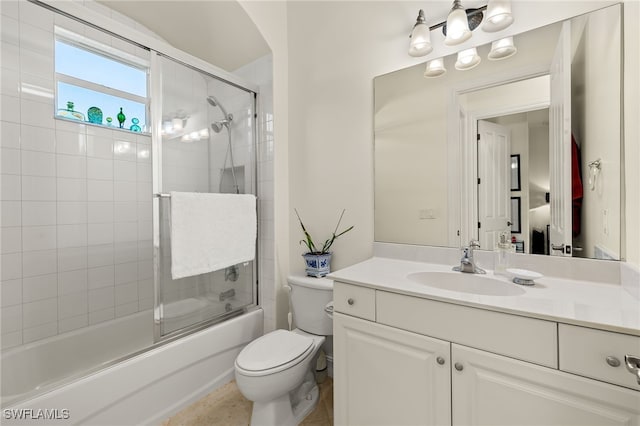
[129,117,141,132]
[57,101,85,121]
[106,117,113,127]
[87,106,103,125]
[117,107,126,128]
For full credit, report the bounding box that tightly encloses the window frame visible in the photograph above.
[54,26,151,131]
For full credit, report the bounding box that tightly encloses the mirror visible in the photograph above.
[374,4,622,260]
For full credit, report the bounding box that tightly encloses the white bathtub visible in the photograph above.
[2,308,263,425]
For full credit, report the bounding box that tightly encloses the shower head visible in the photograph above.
[206,95,231,122]
[211,120,229,133]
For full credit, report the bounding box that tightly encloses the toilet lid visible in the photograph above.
[236,330,314,372]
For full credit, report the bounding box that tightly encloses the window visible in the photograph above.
[54,27,149,132]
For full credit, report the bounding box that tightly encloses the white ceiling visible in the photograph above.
[97,0,270,71]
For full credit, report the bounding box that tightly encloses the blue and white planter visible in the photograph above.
[302,252,332,278]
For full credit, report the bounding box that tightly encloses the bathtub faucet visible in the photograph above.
[219,288,236,302]
[453,240,486,274]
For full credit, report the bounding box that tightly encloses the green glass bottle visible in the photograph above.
[117,107,126,128]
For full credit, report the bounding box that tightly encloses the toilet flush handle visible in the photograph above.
[324,301,334,319]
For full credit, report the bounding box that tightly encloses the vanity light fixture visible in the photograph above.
[488,36,517,60]
[455,47,481,70]
[424,58,447,78]
[444,0,473,45]
[408,0,514,57]
[409,9,433,57]
[482,0,514,32]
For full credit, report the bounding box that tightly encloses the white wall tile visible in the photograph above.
[22,225,56,251]
[113,241,137,264]
[57,201,87,225]
[57,177,87,201]
[1,147,20,175]
[1,200,21,226]
[21,150,55,177]
[136,163,151,182]
[19,22,53,56]
[20,124,54,152]
[20,72,54,104]
[1,42,19,73]
[57,223,87,248]
[58,314,88,333]
[1,94,20,123]
[1,121,20,148]
[113,141,136,161]
[56,129,86,155]
[114,202,136,222]
[88,265,114,290]
[88,286,114,311]
[114,180,136,202]
[115,301,138,318]
[115,261,137,285]
[137,240,152,261]
[137,202,151,221]
[136,181,151,202]
[19,0,54,31]
[23,297,57,328]
[23,273,57,303]
[87,243,113,268]
[1,67,19,97]
[115,281,137,305]
[22,176,55,201]
[0,1,20,21]
[58,269,87,295]
[1,303,21,333]
[22,201,56,226]
[1,252,21,280]
[23,322,57,344]
[1,330,22,349]
[1,278,22,307]
[57,154,86,179]
[114,221,137,243]
[137,278,153,300]
[114,160,136,181]
[58,246,87,272]
[87,179,113,201]
[136,144,151,163]
[22,249,56,277]
[138,220,152,241]
[89,306,114,325]
[19,98,54,128]
[1,226,21,253]
[138,297,153,311]
[58,291,87,319]
[87,157,113,181]
[138,260,153,280]
[88,222,113,245]
[88,201,113,223]
[86,135,113,159]
[1,174,21,200]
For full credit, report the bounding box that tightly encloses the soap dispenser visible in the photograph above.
[495,231,513,276]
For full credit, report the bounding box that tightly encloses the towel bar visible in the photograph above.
[153,193,171,198]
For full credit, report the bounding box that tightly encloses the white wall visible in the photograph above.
[623,0,640,267]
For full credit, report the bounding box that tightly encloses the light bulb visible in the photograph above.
[424,58,447,78]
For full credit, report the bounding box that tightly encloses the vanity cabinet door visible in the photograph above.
[451,344,640,426]
[334,313,451,426]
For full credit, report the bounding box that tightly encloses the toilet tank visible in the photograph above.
[288,275,333,336]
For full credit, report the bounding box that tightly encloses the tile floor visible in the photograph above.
[162,378,333,426]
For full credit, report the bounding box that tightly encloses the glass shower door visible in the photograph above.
[153,54,258,339]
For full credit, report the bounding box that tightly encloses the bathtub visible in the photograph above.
[1,308,263,425]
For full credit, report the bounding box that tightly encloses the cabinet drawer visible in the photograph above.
[333,282,376,321]
[559,324,640,391]
[377,291,558,368]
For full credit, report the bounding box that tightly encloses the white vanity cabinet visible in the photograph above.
[333,281,640,426]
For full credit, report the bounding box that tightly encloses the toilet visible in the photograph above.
[234,275,333,426]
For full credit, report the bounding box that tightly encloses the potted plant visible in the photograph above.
[295,208,354,277]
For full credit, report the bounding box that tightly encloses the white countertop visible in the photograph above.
[329,257,640,336]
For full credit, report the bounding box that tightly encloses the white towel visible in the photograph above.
[170,191,256,280]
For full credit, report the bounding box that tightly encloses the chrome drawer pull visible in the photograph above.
[436,356,445,365]
[347,298,354,306]
[624,355,640,385]
[454,362,464,371]
[606,356,621,367]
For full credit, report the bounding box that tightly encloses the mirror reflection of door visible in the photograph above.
[477,120,511,251]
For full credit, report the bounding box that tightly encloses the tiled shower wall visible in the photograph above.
[1,1,154,349]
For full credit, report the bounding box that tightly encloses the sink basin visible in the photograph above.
[406,271,526,296]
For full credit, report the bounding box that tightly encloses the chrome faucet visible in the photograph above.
[453,240,486,274]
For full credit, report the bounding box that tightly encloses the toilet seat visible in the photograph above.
[236,330,314,377]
